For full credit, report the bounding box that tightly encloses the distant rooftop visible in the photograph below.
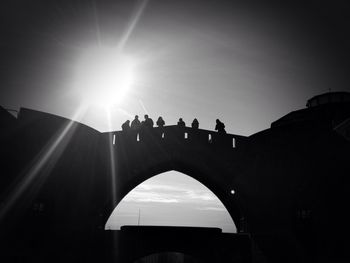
[270,91,350,128]
[306,91,350,108]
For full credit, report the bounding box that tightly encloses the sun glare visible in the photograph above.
[74,47,135,109]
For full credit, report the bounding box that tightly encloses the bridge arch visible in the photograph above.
[106,171,237,232]
[101,156,244,232]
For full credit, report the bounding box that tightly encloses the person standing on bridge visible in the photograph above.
[131,115,141,130]
[121,120,131,132]
[156,116,165,127]
[143,114,154,129]
[191,118,199,129]
[215,119,226,134]
[140,114,154,141]
[177,118,186,128]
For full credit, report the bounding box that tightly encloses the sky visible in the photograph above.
[106,172,236,233]
[1,0,350,232]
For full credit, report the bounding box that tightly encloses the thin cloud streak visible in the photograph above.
[135,198,179,203]
[123,187,217,204]
[185,190,216,201]
[138,183,191,192]
[196,206,226,211]
[124,190,180,203]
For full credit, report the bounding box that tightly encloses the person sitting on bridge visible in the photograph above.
[156,116,165,127]
[143,114,154,129]
[191,118,199,129]
[121,120,131,132]
[131,115,141,130]
[215,119,226,134]
[177,118,186,128]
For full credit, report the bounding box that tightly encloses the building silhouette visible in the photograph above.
[0,92,349,263]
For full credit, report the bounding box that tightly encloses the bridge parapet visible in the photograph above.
[104,125,247,150]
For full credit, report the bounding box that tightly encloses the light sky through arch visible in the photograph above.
[105,171,236,233]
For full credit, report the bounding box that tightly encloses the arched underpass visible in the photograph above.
[103,171,250,262]
[97,133,247,233]
[94,127,251,262]
[105,171,237,233]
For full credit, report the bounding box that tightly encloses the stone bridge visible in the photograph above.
[97,125,248,231]
[1,92,349,263]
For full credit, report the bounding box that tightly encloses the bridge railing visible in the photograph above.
[106,126,246,149]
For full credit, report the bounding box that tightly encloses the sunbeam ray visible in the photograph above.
[117,0,149,51]
[0,104,88,221]
[92,0,101,47]
[106,109,117,208]
[138,99,149,115]
[117,107,134,119]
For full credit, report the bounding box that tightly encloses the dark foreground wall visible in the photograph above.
[0,95,349,263]
[107,226,251,263]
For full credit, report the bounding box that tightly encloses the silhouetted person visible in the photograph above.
[177,118,186,128]
[156,116,165,127]
[121,120,130,132]
[215,119,226,134]
[143,114,154,129]
[191,118,199,129]
[131,115,141,130]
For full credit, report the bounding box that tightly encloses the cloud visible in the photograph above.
[122,173,223,206]
[185,190,216,201]
[196,206,226,211]
[137,198,179,203]
[138,183,186,192]
[123,187,218,205]
[124,190,179,203]
[123,180,221,207]
[107,172,237,233]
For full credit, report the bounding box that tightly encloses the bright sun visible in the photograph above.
[74,47,135,108]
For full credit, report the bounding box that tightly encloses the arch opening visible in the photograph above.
[105,171,237,233]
